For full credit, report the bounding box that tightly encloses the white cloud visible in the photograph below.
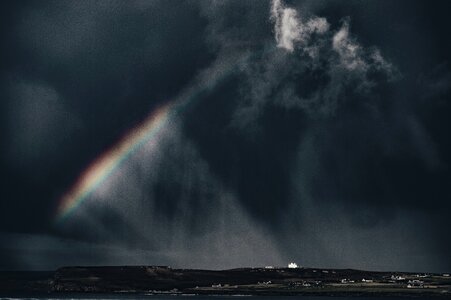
[262,1,399,118]
[332,20,367,72]
[271,0,300,52]
[271,0,329,53]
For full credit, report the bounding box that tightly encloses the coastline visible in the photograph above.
[1,266,450,298]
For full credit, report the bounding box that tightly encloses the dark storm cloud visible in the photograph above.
[182,0,451,271]
[0,233,173,270]
[4,80,82,179]
[1,0,451,272]
[186,0,397,221]
[0,0,212,230]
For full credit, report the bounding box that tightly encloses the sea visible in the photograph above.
[0,295,435,300]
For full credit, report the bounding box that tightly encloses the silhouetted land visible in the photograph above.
[1,266,451,298]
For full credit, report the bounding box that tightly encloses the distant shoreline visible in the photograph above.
[1,266,450,298]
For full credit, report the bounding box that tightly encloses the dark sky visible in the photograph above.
[1,0,451,272]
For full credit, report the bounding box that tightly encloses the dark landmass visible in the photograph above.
[1,266,451,298]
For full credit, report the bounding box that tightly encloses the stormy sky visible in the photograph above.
[1,0,451,272]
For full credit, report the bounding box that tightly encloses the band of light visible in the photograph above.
[55,103,173,223]
[54,50,265,224]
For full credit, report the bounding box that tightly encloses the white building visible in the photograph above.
[288,262,299,268]
[391,275,405,281]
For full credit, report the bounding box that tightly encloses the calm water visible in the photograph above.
[0,295,431,300]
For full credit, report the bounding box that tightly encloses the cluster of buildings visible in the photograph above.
[407,279,424,289]
[264,262,300,269]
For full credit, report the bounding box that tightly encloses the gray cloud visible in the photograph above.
[278,124,448,272]
[0,233,171,270]
[5,80,81,179]
[227,0,398,132]
[1,0,450,273]
[19,1,165,61]
[57,120,284,269]
[188,0,450,272]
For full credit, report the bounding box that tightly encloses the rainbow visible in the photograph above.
[53,51,258,223]
[55,102,174,222]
